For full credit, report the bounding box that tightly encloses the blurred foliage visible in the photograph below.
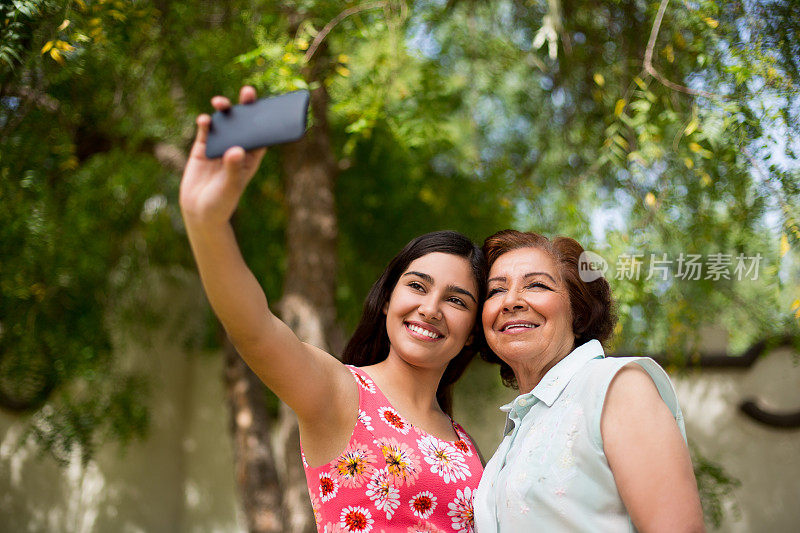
[234,1,516,326]
[0,1,52,70]
[0,0,260,461]
[0,1,798,527]
[692,444,743,528]
[417,0,799,359]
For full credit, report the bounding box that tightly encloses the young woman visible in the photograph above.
[180,86,485,533]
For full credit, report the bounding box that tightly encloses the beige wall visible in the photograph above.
[1,273,245,533]
[673,346,800,532]
[1,348,243,533]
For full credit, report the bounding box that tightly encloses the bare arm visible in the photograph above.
[179,87,354,431]
[602,364,705,533]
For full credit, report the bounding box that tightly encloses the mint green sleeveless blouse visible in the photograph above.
[473,340,685,532]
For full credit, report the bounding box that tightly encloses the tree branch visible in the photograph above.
[13,85,60,111]
[153,142,187,174]
[304,1,387,62]
[643,0,720,99]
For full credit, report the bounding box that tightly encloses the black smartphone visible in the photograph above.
[205,90,310,158]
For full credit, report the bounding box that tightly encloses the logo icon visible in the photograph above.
[578,251,608,282]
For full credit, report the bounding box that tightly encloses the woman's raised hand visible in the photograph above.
[179,86,267,226]
[175,85,357,457]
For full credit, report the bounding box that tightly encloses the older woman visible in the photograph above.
[473,230,704,532]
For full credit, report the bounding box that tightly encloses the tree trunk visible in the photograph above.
[223,338,285,532]
[221,6,341,528]
[275,65,341,532]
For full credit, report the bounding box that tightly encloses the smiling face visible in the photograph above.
[482,247,576,389]
[383,252,479,370]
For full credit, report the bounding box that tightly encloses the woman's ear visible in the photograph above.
[382,301,388,314]
[466,333,474,345]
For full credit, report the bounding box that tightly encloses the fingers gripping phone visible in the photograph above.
[205,90,310,159]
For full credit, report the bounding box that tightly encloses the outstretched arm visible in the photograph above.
[602,364,705,533]
[179,87,353,431]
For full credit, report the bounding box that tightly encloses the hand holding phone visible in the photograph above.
[205,90,310,159]
[181,86,289,226]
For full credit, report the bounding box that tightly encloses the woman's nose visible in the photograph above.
[418,296,443,320]
[502,289,526,312]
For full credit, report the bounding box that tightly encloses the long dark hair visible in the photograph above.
[342,231,487,415]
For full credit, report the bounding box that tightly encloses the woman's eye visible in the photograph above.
[527,282,551,291]
[448,296,467,307]
[486,287,503,298]
[408,281,425,291]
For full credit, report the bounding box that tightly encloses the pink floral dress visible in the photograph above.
[302,365,483,533]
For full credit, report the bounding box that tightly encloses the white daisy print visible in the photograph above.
[358,409,374,431]
[349,368,376,393]
[452,427,473,457]
[417,435,470,483]
[409,490,438,519]
[447,487,475,532]
[318,472,339,502]
[378,406,411,435]
[339,505,374,533]
[365,468,401,520]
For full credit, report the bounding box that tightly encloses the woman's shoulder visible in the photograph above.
[573,355,639,390]
[588,356,685,435]
[568,356,677,412]
[581,355,671,386]
[586,354,660,368]
[586,357,678,401]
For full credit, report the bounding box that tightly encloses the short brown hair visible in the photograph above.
[481,229,617,388]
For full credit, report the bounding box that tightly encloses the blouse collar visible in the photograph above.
[501,339,605,415]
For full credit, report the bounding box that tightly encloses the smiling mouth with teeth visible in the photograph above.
[500,323,539,332]
[406,323,443,339]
